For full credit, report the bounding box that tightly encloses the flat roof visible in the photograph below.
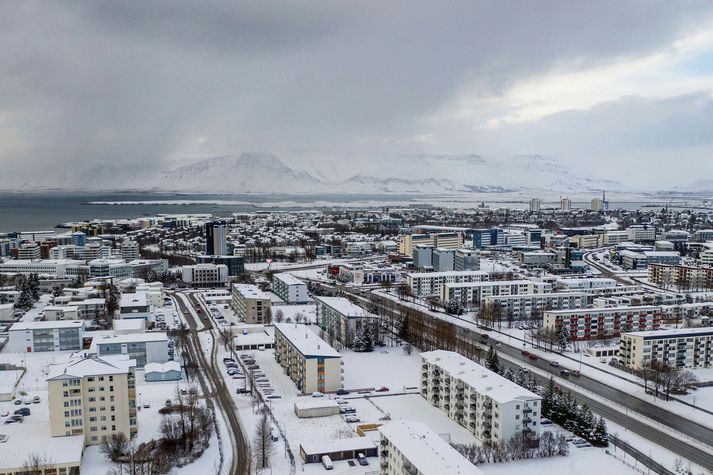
[232,283,271,300]
[294,399,340,410]
[445,279,535,289]
[421,350,540,405]
[300,436,376,456]
[274,323,341,358]
[0,428,84,472]
[274,272,306,286]
[625,326,713,339]
[545,305,660,315]
[379,420,482,475]
[314,296,375,318]
[10,320,84,331]
[120,291,149,307]
[92,331,168,345]
[407,270,489,279]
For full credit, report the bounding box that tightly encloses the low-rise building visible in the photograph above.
[443,280,550,307]
[454,248,480,271]
[119,291,151,320]
[619,327,713,370]
[272,273,309,303]
[420,350,541,444]
[314,296,379,350]
[91,332,170,368]
[181,263,229,287]
[88,258,134,280]
[379,419,482,475]
[406,270,489,297]
[543,306,661,341]
[482,292,588,320]
[44,305,80,321]
[232,284,272,324]
[8,320,85,352]
[274,323,342,394]
[47,354,138,445]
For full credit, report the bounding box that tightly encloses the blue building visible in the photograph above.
[472,228,505,249]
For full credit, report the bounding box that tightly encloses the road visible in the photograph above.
[172,291,249,475]
[341,287,713,470]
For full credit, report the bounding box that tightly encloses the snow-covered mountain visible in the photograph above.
[34,152,620,194]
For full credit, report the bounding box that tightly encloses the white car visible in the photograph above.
[311,392,324,398]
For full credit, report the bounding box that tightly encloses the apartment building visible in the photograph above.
[529,198,541,212]
[455,248,480,271]
[7,320,85,352]
[120,239,140,261]
[398,232,464,255]
[272,273,309,303]
[517,250,558,267]
[543,306,661,341]
[67,298,107,320]
[314,296,379,350]
[47,354,138,445]
[420,351,541,444]
[274,323,342,394]
[626,225,657,243]
[18,242,41,260]
[91,332,170,368]
[442,280,550,307]
[482,292,588,320]
[181,263,229,287]
[232,283,272,324]
[648,263,713,290]
[571,234,602,249]
[406,270,489,297]
[619,327,713,370]
[0,259,84,277]
[379,419,482,475]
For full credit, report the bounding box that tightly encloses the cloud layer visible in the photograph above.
[1,1,713,188]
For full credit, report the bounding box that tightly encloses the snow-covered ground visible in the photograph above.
[480,446,640,475]
[341,345,421,391]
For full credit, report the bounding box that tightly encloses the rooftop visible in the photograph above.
[120,291,149,307]
[232,283,271,300]
[274,323,341,358]
[300,436,376,456]
[314,296,374,318]
[47,354,136,380]
[379,419,482,475]
[273,272,306,286]
[421,350,540,404]
[9,320,84,331]
[624,326,713,339]
[407,270,489,279]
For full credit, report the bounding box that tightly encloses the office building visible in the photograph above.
[272,273,309,303]
[205,220,228,256]
[120,240,140,261]
[274,323,343,394]
[543,306,661,341]
[232,284,272,324]
[619,327,713,370]
[7,320,85,352]
[412,245,434,269]
[0,259,84,277]
[420,351,541,444]
[471,228,505,249]
[88,259,134,280]
[196,254,244,276]
[626,225,657,243]
[18,242,41,260]
[314,296,379,350]
[379,419,482,475]
[47,354,137,445]
[398,232,464,255]
[119,292,151,320]
[406,271,489,297]
[432,248,456,272]
[181,263,229,287]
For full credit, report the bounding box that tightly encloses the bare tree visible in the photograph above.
[252,409,274,471]
[274,309,284,323]
[100,432,130,463]
[21,452,54,475]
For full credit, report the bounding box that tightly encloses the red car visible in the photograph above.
[376,387,389,392]
[528,354,538,361]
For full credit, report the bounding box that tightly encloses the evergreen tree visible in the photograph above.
[555,324,569,352]
[398,313,410,341]
[362,325,374,352]
[15,288,34,311]
[542,377,556,415]
[51,285,64,298]
[486,345,501,373]
[28,274,40,301]
[592,417,609,447]
[503,367,515,382]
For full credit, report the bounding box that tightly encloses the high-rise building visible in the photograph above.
[205,220,227,256]
[529,198,541,212]
[560,197,572,211]
[591,198,604,212]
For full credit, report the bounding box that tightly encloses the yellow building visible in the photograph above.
[47,354,138,446]
[274,323,343,394]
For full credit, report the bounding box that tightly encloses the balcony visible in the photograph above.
[523,408,532,414]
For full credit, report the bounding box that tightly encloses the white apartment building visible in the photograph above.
[379,419,482,475]
[232,283,272,324]
[18,242,41,260]
[274,323,343,394]
[181,263,229,287]
[7,320,85,352]
[272,273,309,303]
[648,263,713,290]
[314,296,379,350]
[482,292,588,320]
[604,230,629,245]
[529,198,541,212]
[560,197,571,211]
[420,351,541,444]
[0,259,84,277]
[626,225,657,243]
[47,354,137,446]
[406,270,489,297]
[543,305,661,341]
[119,292,151,320]
[120,240,140,261]
[619,327,713,370]
[442,280,550,307]
[91,332,170,368]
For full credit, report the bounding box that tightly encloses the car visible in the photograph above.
[10,415,23,422]
[495,342,503,348]
[339,406,356,414]
[0,434,8,443]
[600,358,607,364]
[375,386,389,392]
[13,399,21,406]
[572,370,581,377]
[520,367,529,373]
[549,361,560,368]
[22,398,31,405]
[311,392,324,398]
[336,389,350,395]
[540,418,553,426]
[32,396,40,404]
[521,350,530,356]
[528,354,538,361]
[266,394,281,399]
[14,408,30,416]
[560,369,570,376]
[336,399,349,405]
[165,399,172,407]
[143,402,151,409]
[0,411,7,417]
[3,419,20,425]
[356,453,369,466]
[343,415,360,423]
[223,358,235,363]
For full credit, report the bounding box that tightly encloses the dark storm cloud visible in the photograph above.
[1,0,713,183]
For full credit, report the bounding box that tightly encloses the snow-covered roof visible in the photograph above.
[273,272,306,286]
[314,296,374,318]
[93,331,168,345]
[274,323,341,358]
[407,270,488,279]
[379,420,482,475]
[300,436,376,456]
[293,399,340,411]
[47,354,136,380]
[0,430,84,472]
[421,350,540,405]
[624,326,713,339]
[120,291,149,308]
[9,320,84,331]
[232,283,271,300]
[145,361,181,374]
[445,279,535,289]
[545,305,660,315]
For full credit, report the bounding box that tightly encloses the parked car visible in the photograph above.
[13,399,21,406]
[336,389,350,395]
[528,355,538,361]
[357,453,369,466]
[3,418,20,425]
[339,406,356,414]
[223,358,235,363]
[375,387,389,392]
[14,408,30,417]
[311,392,324,398]
[343,415,360,423]
[143,402,151,408]
[266,394,281,399]
[560,369,570,376]
[22,398,31,405]
[0,411,8,417]
[321,455,334,470]
[0,434,8,443]
[32,396,40,403]
[521,350,530,356]
[336,400,349,405]
[165,399,172,407]
[549,361,560,368]
[9,415,23,423]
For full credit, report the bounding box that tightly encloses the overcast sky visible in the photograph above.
[2,1,713,186]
